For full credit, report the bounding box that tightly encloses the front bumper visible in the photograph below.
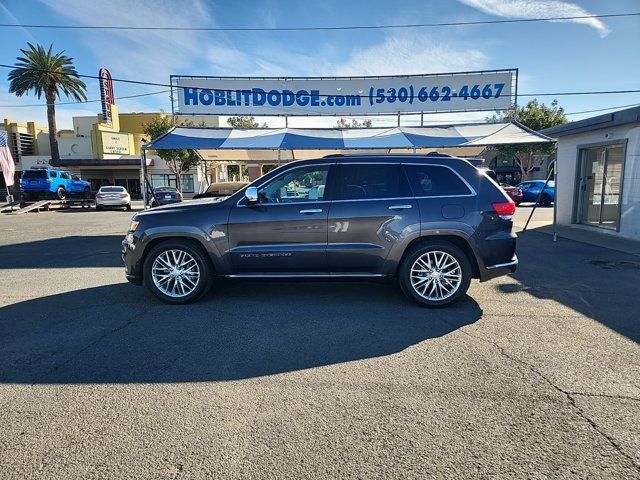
[122,236,143,285]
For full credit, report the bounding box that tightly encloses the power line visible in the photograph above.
[0,12,637,32]
[1,64,639,101]
[0,89,170,107]
[565,103,640,116]
[520,90,640,97]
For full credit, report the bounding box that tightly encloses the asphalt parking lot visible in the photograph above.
[0,205,638,479]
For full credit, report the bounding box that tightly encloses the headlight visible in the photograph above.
[129,220,140,232]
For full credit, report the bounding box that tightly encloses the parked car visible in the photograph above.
[20,167,91,201]
[192,182,248,200]
[516,180,555,206]
[501,184,524,205]
[150,186,182,207]
[95,186,131,210]
[123,154,517,307]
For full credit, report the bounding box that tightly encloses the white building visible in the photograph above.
[543,106,640,240]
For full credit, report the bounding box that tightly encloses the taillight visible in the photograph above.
[96,194,103,199]
[492,201,516,219]
[119,193,127,198]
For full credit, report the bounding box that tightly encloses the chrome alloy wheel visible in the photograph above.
[410,250,462,301]
[151,249,201,298]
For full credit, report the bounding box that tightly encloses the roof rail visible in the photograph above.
[323,152,455,159]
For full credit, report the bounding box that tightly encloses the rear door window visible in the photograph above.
[22,170,47,179]
[60,172,71,179]
[50,171,57,178]
[334,164,411,200]
[403,165,472,197]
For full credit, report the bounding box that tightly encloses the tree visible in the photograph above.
[336,118,373,128]
[227,116,268,128]
[8,43,87,165]
[143,116,201,193]
[488,99,567,181]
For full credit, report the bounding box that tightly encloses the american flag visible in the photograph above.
[0,130,16,187]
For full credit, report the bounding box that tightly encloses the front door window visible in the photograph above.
[257,166,328,203]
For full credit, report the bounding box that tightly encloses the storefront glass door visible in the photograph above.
[578,144,624,230]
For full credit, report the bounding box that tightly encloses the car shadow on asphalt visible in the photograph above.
[498,230,640,343]
[0,281,482,384]
[0,235,124,268]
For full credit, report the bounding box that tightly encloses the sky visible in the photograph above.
[0,0,639,129]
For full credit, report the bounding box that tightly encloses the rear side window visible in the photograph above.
[404,165,472,197]
[22,170,47,179]
[50,171,57,178]
[334,164,412,200]
[60,172,71,179]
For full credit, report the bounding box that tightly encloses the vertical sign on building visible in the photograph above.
[99,68,115,124]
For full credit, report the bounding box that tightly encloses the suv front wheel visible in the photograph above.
[399,240,472,308]
[143,241,212,304]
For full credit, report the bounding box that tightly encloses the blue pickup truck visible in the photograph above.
[20,168,91,201]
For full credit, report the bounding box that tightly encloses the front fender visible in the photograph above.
[137,224,229,275]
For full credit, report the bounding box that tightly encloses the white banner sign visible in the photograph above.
[173,71,515,116]
[101,131,131,155]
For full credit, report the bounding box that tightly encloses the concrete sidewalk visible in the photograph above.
[513,205,640,256]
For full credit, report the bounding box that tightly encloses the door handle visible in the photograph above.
[300,208,323,214]
[389,205,412,210]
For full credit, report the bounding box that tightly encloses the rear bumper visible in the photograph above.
[481,255,518,281]
[97,199,130,206]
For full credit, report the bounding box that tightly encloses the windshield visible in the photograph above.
[22,170,47,179]
[100,187,125,193]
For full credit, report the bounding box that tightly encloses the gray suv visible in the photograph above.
[122,154,517,307]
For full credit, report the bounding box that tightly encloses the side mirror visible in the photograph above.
[245,186,258,203]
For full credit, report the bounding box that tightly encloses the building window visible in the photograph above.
[151,174,193,193]
[226,165,249,182]
[262,164,277,175]
[181,174,194,193]
[151,174,178,189]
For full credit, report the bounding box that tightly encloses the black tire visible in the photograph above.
[150,201,157,208]
[126,203,132,211]
[82,187,90,199]
[56,186,66,200]
[96,205,103,211]
[21,191,31,202]
[143,240,213,304]
[538,193,552,207]
[398,240,472,308]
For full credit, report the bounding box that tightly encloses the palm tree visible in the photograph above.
[8,43,87,165]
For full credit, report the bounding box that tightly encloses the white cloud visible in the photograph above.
[37,0,223,82]
[333,35,487,76]
[458,0,610,37]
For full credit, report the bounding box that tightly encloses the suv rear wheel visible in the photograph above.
[56,186,66,200]
[399,240,472,308]
[143,241,212,304]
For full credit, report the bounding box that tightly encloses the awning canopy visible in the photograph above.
[144,121,553,151]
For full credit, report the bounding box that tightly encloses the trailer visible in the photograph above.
[5,200,53,215]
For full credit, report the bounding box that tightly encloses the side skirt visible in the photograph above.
[225,273,388,279]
